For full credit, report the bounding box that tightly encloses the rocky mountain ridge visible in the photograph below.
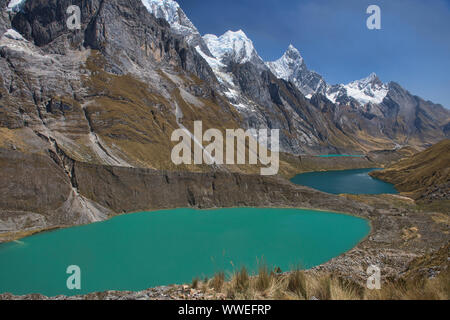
[0,0,449,237]
[3,0,449,157]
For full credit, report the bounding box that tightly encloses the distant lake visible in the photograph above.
[0,208,370,297]
[291,168,398,195]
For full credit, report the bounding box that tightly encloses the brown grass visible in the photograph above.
[195,255,449,300]
[370,139,450,200]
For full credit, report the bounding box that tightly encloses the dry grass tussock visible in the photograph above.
[193,262,449,300]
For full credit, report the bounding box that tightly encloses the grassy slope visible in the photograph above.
[190,243,449,300]
[370,139,450,200]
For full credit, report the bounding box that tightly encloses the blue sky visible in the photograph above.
[177,0,450,108]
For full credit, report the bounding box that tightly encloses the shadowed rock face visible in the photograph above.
[73,161,370,214]
[11,0,216,82]
[0,0,10,37]
[0,148,71,213]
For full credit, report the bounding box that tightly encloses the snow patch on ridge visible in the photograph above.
[3,29,25,41]
[195,45,235,87]
[7,0,26,12]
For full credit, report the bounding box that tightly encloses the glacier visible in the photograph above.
[203,30,263,65]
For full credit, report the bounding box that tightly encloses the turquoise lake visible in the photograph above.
[0,208,370,297]
[291,168,398,195]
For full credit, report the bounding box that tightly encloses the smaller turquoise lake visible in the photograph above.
[0,208,370,297]
[291,168,398,195]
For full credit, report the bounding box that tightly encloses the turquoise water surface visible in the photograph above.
[0,208,370,296]
[291,168,398,195]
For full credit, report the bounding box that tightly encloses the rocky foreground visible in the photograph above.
[1,192,448,300]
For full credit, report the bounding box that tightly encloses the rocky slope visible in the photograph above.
[370,139,450,201]
[2,194,448,299]
[0,146,380,242]
[267,45,450,149]
[0,0,448,300]
[0,0,448,236]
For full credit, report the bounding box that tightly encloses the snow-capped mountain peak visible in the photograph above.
[203,30,263,65]
[142,0,197,35]
[285,44,303,62]
[342,73,388,105]
[266,44,327,96]
[266,44,305,81]
[141,0,213,56]
[142,2,388,107]
[350,73,383,88]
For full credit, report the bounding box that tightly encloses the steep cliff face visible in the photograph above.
[1,0,245,171]
[10,0,217,81]
[0,0,10,36]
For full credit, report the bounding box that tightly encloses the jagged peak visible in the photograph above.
[286,44,301,55]
[142,0,181,17]
[203,29,262,64]
[141,0,199,36]
[351,72,383,86]
[224,29,248,38]
[266,44,307,83]
[368,72,378,79]
[283,44,303,62]
[268,44,304,68]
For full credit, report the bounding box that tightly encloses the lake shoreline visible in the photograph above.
[290,168,399,195]
[1,167,447,300]
[0,208,371,297]
[2,194,447,300]
[0,203,373,244]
